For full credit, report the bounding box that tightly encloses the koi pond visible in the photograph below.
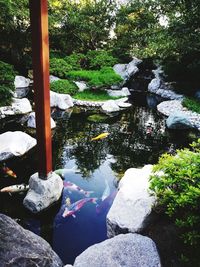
[0,92,199,266]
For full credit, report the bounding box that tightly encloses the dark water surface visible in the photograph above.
[0,92,199,265]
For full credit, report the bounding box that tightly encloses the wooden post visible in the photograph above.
[29,0,52,179]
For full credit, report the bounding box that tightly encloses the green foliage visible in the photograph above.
[150,139,200,246]
[50,79,78,96]
[0,61,17,106]
[50,58,73,78]
[74,89,120,101]
[86,50,118,70]
[67,67,122,89]
[182,98,200,114]
[64,53,87,70]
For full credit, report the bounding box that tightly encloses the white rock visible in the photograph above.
[50,75,60,83]
[101,100,120,113]
[107,87,131,98]
[0,98,32,119]
[27,112,56,129]
[75,81,88,92]
[23,172,63,213]
[117,102,132,108]
[166,112,194,129]
[107,165,156,238]
[50,91,74,110]
[14,76,30,88]
[148,78,161,93]
[73,233,161,267]
[0,131,36,161]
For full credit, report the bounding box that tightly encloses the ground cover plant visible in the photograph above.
[73,89,121,102]
[182,97,200,114]
[50,80,78,96]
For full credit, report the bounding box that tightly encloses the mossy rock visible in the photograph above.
[87,114,109,123]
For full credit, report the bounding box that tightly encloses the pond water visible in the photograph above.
[0,92,199,265]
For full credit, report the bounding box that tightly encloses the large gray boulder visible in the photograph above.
[107,165,156,238]
[0,98,32,119]
[50,91,74,110]
[166,112,194,129]
[73,234,161,267]
[23,172,63,213]
[27,112,56,129]
[0,213,63,267]
[0,131,36,161]
[113,57,142,81]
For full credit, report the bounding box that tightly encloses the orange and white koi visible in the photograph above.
[63,181,93,197]
[0,184,29,194]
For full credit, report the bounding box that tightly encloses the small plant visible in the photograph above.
[50,58,73,78]
[74,89,120,101]
[0,61,17,107]
[86,50,118,70]
[67,67,122,89]
[182,97,200,114]
[64,53,87,70]
[50,80,78,96]
[150,139,200,246]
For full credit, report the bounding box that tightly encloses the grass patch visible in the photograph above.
[67,67,122,89]
[74,89,121,101]
[182,97,200,114]
[50,80,78,95]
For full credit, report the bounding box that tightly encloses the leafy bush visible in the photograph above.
[50,58,73,78]
[0,61,17,107]
[74,89,120,101]
[67,67,122,89]
[86,50,118,70]
[50,80,78,96]
[182,97,200,114]
[150,139,200,246]
[64,53,87,70]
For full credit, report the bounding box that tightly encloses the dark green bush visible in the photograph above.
[182,97,200,114]
[64,53,87,70]
[50,79,78,96]
[50,58,73,78]
[86,50,118,70]
[67,67,122,89]
[0,61,17,107]
[150,139,200,246]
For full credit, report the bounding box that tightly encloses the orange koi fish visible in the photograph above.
[2,165,17,178]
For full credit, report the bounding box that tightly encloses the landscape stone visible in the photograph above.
[50,90,74,110]
[23,172,63,213]
[0,213,63,267]
[107,87,131,97]
[27,112,56,129]
[101,100,120,112]
[14,75,30,88]
[75,81,88,92]
[0,131,36,161]
[166,112,194,129]
[50,75,60,83]
[107,165,156,238]
[73,233,161,267]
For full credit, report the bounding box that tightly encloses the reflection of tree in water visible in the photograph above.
[52,105,172,177]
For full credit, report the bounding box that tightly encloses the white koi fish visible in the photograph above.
[0,184,29,194]
[101,179,110,201]
[63,181,93,197]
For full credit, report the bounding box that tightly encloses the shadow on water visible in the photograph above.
[0,92,199,265]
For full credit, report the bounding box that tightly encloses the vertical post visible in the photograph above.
[29,0,52,179]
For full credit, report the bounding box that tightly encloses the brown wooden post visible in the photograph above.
[29,0,52,179]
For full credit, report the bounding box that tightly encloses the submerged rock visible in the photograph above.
[73,233,161,267]
[87,114,109,123]
[14,75,30,88]
[0,98,32,119]
[23,172,63,213]
[107,165,156,238]
[166,112,194,129]
[50,90,74,110]
[27,112,56,129]
[0,213,63,267]
[0,131,36,161]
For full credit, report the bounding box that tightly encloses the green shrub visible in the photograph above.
[74,89,120,101]
[50,58,73,78]
[182,97,200,114]
[0,61,17,107]
[67,67,122,89]
[86,50,118,70]
[150,139,200,246]
[64,53,87,70]
[50,80,78,95]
